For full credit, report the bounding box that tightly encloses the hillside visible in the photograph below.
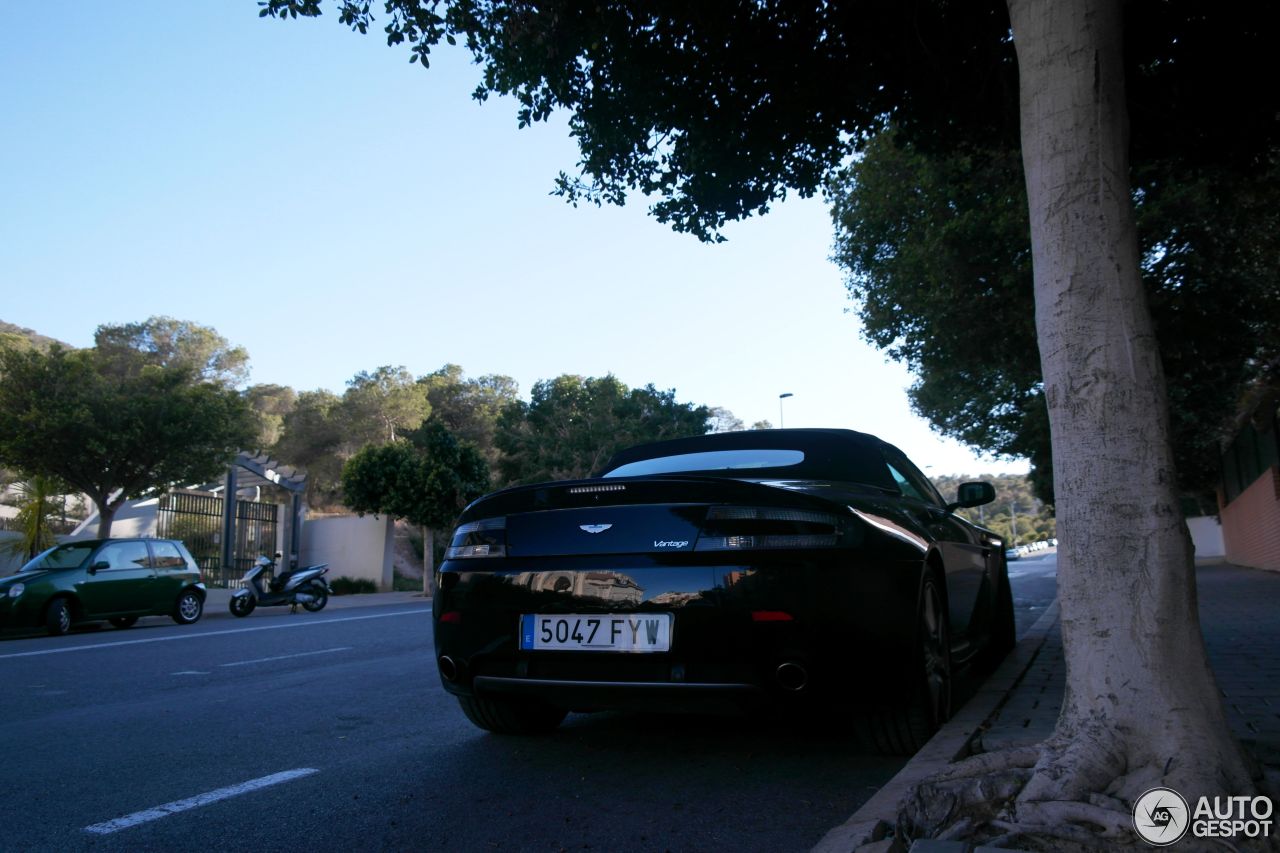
[0,320,69,352]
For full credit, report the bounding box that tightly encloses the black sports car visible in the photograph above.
[433,428,1012,753]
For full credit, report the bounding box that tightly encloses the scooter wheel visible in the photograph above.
[301,583,328,613]
[229,594,256,617]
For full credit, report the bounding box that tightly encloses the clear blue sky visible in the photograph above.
[1,1,1027,478]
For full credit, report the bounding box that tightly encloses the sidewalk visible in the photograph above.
[815,561,1280,853]
[201,586,429,619]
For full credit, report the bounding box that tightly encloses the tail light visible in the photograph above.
[445,517,506,559]
[695,506,844,551]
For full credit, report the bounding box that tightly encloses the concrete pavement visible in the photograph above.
[815,561,1280,853]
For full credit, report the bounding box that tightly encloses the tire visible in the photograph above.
[45,597,73,636]
[301,583,328,613]
[984,568,1016,667]
[109,616,139,629]
[172,589,204,625]
[229,594,256,618]
[858,573,952,755]
[456,694,567,735]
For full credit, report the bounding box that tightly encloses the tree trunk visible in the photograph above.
[94,498,116,539]
[1007,0,1254,809]
[422,525,435,596]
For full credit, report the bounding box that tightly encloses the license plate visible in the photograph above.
[520,613,672,652]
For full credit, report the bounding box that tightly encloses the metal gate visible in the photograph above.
[157,491,279,587]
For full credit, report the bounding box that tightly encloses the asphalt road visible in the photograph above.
[1007,548,1059,637]
[0,562,1058,853]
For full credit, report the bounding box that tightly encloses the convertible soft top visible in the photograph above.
[596,428,899,491]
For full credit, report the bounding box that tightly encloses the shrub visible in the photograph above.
[392,570,421,592]
[329,576,376,595]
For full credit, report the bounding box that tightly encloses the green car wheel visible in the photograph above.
[172,590,204,625]
[45,598,73,636]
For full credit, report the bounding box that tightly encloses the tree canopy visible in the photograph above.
[341,419,489,529]
[832,129,1280,504]
[494,374,710,484]
[0,344,256,537]
[417,363,520,467]
[94,316,251,388]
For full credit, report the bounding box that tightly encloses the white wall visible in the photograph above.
[300,514,394,592]
[1187,515,1225,559]
[68,498,159,540]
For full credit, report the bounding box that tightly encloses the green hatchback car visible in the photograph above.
[0,538,207,636]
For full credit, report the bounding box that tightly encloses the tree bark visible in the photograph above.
[422,525,435,596]
[94,497,116,539]
[1007,0,1254,807]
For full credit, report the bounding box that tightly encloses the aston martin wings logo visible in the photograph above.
[579,524,613,534]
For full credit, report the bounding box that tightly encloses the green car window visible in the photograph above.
[96,541,152,570]
[20,542,96,571]
[150,541,187,569]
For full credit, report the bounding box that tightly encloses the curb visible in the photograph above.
[199,588,430,620]
[811,600,1062,853]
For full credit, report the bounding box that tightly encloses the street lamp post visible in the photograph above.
[779,392,793,428]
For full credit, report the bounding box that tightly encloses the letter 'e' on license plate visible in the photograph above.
[520,613,672,652]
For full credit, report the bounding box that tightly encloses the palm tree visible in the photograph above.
[2,474,67,561]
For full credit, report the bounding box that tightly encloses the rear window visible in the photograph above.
[597,429,899,491]
[603,449,805,478]
[151,540,189,569]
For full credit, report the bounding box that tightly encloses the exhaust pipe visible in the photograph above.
[775,661,808,692]
[438,655,459,682]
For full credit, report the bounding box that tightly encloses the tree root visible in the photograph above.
[1014,800,1131,838]
[897,744,1132,850]
[895,739,1272,852]
[927,745,1042,782]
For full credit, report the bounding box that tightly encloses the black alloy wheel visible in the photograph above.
[979,568,1016,672]
[917,575,953,732]
[857,573,953,755]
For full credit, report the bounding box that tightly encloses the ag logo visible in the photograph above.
[1133,787,1190,846]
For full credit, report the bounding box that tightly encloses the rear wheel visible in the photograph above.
[456,694,567,735]
[45,598,73,636]
[301,583,328,612]
[980,569,1016,671]
[858,574,952,755]
[109,616,138,629]
[172,590,204,625]
[229,594,256,617]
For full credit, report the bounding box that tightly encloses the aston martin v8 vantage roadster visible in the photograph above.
[433,428,1012,754]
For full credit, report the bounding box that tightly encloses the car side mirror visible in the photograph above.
[947,481,996,512]
[88,560,109,575]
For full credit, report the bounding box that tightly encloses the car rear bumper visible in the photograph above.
[468,674,765,714]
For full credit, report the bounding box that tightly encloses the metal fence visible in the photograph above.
[0,515,81,535]
[157,491,279,587]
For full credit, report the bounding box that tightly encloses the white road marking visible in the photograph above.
[84,768,319,835]
[220,646,352,667]
[170,670,211,676]
[0,609,424,661]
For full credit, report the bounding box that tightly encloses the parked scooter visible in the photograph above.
[229,553,331,617]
